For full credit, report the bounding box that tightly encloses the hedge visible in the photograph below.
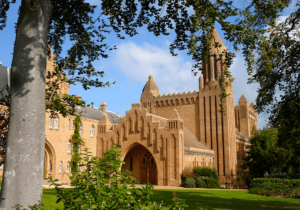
[250,178,300,195]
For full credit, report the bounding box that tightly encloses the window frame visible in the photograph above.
[54,116,59,129]
[49,117,53,128]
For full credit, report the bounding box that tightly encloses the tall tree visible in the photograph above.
[0,0,294,208]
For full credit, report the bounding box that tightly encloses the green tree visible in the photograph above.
[249,2,300,174]
[0,0,294,208]
[241,127,288,179]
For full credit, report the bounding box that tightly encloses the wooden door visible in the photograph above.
[149,167,156,184]
[141,168,147,184]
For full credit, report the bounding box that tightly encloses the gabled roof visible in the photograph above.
[76,106,120,124]
[184,127,212,151]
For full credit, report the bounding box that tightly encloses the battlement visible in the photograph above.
[153,90,198,107]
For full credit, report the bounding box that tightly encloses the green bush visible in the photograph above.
[203,177,221,188]
[193,166,218,180]
[250,178,300,197]
[196,177,207,188]
[48,145,189,209]
[183,177,196,188]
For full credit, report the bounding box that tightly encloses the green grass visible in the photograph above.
[42,189,300,210]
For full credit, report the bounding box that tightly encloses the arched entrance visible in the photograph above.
[44,140,56,179]
[122,144,157,185]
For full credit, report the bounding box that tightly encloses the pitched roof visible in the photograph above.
[76,106,120,124]
[184,127,212,151]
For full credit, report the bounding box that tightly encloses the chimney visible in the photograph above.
[100,102,107,114]
[75,95,82,101]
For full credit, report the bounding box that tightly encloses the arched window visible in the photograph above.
[67,162,70,172]
[79,124,82,135]
[54,117,59,129]
[90,125,94,136]
[49,160,52,172]
[78,145,81,153]
[67,143,71,153]
[59,161,62,172]
[49,117,53,128]
[2,111,6,117]
[68,119,70,130]
[80,163,83,171]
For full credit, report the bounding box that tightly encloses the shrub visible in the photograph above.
[193,166,218,180]
[183,177,196,188]
[196,177,207,188]
[250,178,300,198]
[203,177,221,188]
[48,145,189,209]
[181,168,196,182]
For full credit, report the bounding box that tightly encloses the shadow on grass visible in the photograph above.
[151,189,300,210]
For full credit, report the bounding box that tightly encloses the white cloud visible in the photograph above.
[113,42,269,128]
[113,42,198,94]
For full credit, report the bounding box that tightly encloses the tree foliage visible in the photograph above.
[241,127,289,179]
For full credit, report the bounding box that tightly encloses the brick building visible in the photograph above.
[0,28,257,186]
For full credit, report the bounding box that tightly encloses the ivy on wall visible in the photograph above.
[71,115,84,176]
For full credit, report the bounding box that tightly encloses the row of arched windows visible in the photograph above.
[58,161,83,172]
[155,97,197,107]
[49,117,95,136]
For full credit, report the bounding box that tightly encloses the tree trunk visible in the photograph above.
[0,0,52,208]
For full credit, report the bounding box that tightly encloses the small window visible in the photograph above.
[68,119,70,130]
[67,162,69,172]
[78,145,81,153]
[54,117,59,129]
[81,163,83,171]
[67,143,71,153]
[90,125,94,136]
[2,111,6,117]
[0,134,4,151]
[72,120,75,130]
[49,117,53,128]
[59,161,62,172]
[49,160,52,172]
[78,163,80,170]
[130,157,133,171]
[79,124,82,135]
[0,164,3,169]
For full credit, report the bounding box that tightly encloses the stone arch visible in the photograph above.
[121,142,158,185]
[165,100,169,106]
[44,140,56,179]
[175,99,179,105]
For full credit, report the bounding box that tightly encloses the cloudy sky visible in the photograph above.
[0,1,298,129]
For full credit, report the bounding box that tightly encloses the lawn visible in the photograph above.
[42,189,300,210]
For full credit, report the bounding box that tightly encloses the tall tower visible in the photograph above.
[198,27,236,181]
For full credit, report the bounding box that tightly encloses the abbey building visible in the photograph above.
[0,28,258,187]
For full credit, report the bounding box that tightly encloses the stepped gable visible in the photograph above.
[238,94,248,103]
[142,75,160,97]
[209,27,227,54]
[183,127,211,151]
[76,106,120,124]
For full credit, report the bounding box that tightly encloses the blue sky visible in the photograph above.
[0,0,298,129]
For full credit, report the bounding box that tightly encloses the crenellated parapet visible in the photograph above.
[153,91,199,107]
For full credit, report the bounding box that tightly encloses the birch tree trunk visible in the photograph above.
[0,0,52,208]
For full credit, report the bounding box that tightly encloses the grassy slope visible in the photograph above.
[42,189,300,210]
